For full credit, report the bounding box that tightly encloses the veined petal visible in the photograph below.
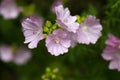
[13,47,31,65]
[55,5,79,33]
[28,34,44,49]
[51,0,63,13]
[77,15,102,44]
[21,15,44,49]
[46,29,70,56]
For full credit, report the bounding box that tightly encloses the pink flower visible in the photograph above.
[51,0,63,13]
[77,15,102,44]
[55,5,79,33]
[0,0,21,19]
[105,34,120,48]
[102,34,120,71]
[0,45,13,62]
[0,45,31,65]
[22,15,44,49]
[45,29,71,56]
[13,47,31,65]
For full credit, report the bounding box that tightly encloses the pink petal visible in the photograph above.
[13,47,31,65]
[0,45,13,62]
[28,34,44,49]
[55,5,79,33]
[22,15,44,49]
[109,60,120,70]
[61,39,71,48]
[0,0,20,19]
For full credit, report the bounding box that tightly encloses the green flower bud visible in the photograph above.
[52,25,57,30]
[41,75,46,79]
[76,15,81,23]
[51,74,56,79]
[43,27,49,32]
[45,21,52,28]
[76,15,80,19]
[47,28,53,34]
[44,34,47,38]
[53,68,59,73]
[76,15,86,23]
[81,16,85,22]
[46,67,51,72]
[52,23,59,30]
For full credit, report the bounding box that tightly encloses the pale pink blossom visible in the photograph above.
[77,15,102,44]
[55,5,79,33]
[0,45,13,62]
[102,34,120,71]
[105,34,120,48]
[51,0,63,13]
[0,45,31,65]
[45,29,71,56]
[0,0,21,19]
[22,15,44,49]
[13,47,31,65]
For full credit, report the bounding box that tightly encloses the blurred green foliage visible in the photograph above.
[0,0,120,80]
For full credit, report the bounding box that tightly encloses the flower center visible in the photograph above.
[54,36,60,44]
[82,26,88,32]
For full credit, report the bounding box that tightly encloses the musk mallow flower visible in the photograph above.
[13,47,31,65]
[0,0,21,19]
[55,5,79,33]
[102,34,120,71]
[105,34,120,48]
[77,15,102,44]
[45,29,71,56]
[21,15,44,49]
[0,45,31,65]
[51,0,63,13]
[0,45,13,62]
